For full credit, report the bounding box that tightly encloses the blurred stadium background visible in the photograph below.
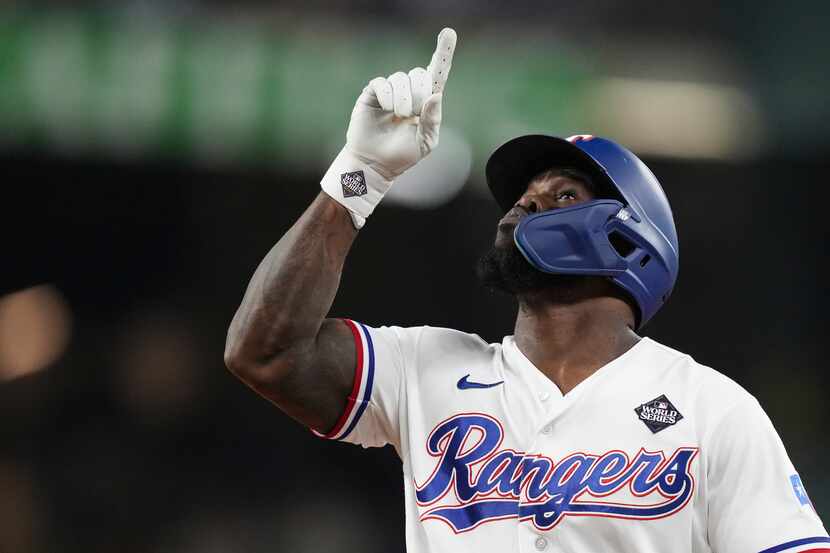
[1,1,828,552]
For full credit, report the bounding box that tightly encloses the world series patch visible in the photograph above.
[634,394,683,433]
[341,170,368,198]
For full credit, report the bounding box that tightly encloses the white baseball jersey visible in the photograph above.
[314,320,829,553]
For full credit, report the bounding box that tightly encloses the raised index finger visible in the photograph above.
[427,27,457,94]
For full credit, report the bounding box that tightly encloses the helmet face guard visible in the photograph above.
[514,200,632,276]
[486,134,679,328]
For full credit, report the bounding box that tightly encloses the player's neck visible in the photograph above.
[513,295,639,395]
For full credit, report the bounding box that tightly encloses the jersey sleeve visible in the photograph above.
[312,319,420,450]
[706,394,829,553]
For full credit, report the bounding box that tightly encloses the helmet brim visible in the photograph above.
[485,135,616,213]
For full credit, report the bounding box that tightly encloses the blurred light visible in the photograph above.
[23,17,90,150]
[114,310,202,422]
[96,24,173,157]
[278,498,377,552]
[0,462,37,553]
[167,500,377,553]
[0,285,72,382]
[588,78,764,160]
[189,28,268,163]
[386,126,473,209]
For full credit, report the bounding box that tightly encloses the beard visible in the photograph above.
[476,240,587,298]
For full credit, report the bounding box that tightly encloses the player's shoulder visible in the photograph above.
[368,323,499,355]
[416,324,498,353]
[640,337,758,410]
[366,323,502,378]
[419,325,496,346]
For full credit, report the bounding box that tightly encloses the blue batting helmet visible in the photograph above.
[485,134,679,329]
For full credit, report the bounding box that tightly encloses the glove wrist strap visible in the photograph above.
[320,149,394,229]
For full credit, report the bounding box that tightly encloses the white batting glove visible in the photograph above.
[321,28,458,228]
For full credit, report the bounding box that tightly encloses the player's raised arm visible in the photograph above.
[224,29,457,433]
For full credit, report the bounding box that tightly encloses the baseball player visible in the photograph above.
[224,28,829,553]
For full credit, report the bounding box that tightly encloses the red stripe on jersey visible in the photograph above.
[319,319,364,439]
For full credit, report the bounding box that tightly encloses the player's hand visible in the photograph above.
[320,28,458,229]
[347,27,457,180]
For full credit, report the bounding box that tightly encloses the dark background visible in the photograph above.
[1,2,828,552]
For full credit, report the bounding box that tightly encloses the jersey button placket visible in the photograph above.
[536,397,567,438]
[534,536,548,551]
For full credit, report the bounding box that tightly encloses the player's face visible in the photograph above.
[493,172,596,249]
[476,169,598,296]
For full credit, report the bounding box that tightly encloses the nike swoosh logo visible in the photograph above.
[457,374,504,390]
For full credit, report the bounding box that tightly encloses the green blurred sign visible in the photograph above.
[0,11,592,167]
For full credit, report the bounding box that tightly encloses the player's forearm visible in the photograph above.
[224,192,357,378]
